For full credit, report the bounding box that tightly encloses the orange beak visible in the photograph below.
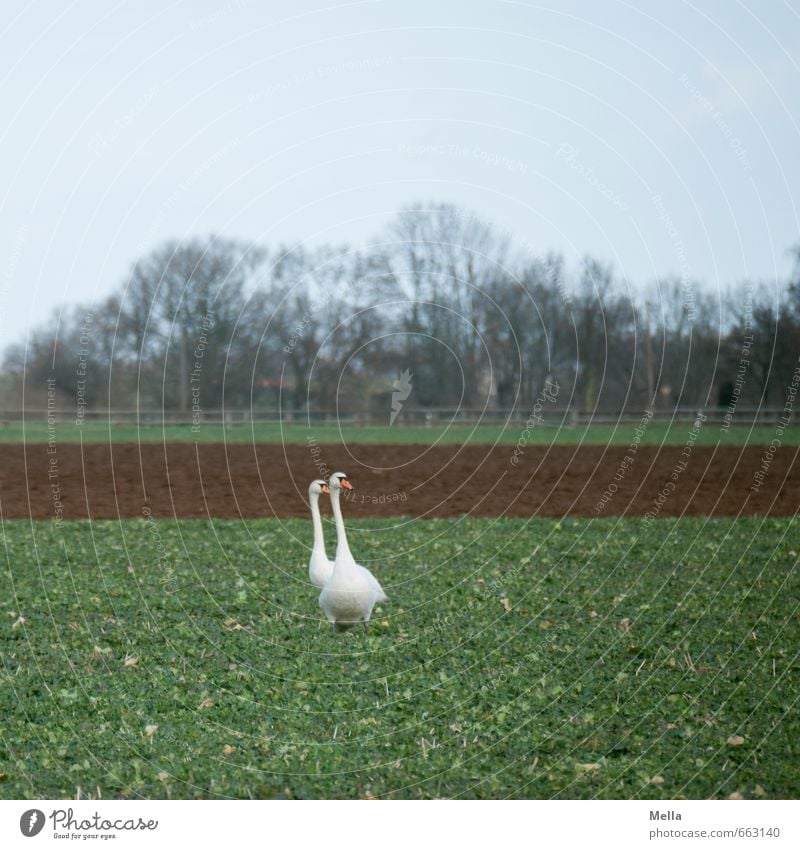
[341,479,353,490]
[322,484,330,494]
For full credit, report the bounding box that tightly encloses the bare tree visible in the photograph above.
[383,203,510,408]
[4,216,798,421]
[114,236,266,410]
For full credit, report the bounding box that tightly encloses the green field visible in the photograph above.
[2,517,798,799]
[2,419,795,446]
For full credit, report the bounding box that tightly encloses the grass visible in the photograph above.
[1,516,798,800]
[1,419,796,446]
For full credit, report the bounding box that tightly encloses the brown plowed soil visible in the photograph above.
[1,442,798,520]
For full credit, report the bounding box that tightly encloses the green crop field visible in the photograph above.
[2,517,798,799]
[1,419,796,446]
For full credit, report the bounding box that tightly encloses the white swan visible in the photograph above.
[319,471,388,631]
[308,479,333,588]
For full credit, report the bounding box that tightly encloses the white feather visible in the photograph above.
[319,472,388,629]
[308,480,333,588]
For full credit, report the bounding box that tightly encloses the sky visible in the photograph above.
[1,0,799,346]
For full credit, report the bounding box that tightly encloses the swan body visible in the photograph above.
[308,479,333,588]
[319,472,387,630]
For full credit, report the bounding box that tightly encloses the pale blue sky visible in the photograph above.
[1,0,798,345]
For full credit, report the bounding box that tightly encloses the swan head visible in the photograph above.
[308,479,330,497]
[328,471,353,492]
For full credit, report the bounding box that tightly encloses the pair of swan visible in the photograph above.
[308,472,388,631]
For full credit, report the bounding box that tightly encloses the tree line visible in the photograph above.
[4,203,799,420]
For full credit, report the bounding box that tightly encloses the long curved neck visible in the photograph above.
[330,488,353,562]
[309,492,326,554]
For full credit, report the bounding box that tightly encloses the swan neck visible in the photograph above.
[309,491,325,553]
[330,488,353,562]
